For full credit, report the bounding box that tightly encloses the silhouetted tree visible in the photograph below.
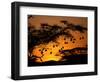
[28,18,87,63]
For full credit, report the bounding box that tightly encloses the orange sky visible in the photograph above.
[28,15,87,62]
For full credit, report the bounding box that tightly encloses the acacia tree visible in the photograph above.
[28,20,87,62]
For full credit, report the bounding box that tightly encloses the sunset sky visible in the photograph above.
[28,15,87,63]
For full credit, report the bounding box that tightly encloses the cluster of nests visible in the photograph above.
[28,20,87,50]
[29,36,85,57]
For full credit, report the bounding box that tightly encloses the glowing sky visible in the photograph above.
[28,15,87,62]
